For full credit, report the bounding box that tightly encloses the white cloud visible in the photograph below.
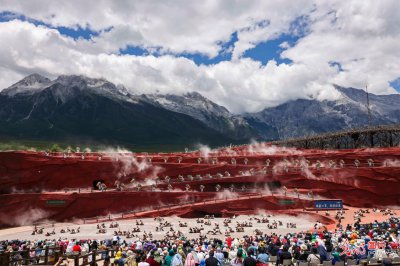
[0,1,399,114]
[280,1,400,95]
[279,42,291,49]
[0,0,313,57]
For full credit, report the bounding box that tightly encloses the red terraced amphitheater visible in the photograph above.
[1,144,400,227]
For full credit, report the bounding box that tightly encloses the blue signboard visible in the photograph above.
[314,200,343,209]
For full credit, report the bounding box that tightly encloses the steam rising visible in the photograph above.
[247,142,303,155]
[0,208,51,226]
[196,144,212,158]
[383,159,400,167]
[98,147,164,187]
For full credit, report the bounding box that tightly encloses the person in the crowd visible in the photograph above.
[231,250,244,266]
[147,252,161,266]
[185,248,199,266]
[317,240,330,262]
[205,250,219,266]
[256,247,269,265]
[114,250,123,265]
[374,245,388,260]
[118,252,128,266]
[331,251,341,265]
[139,255,151,266]
[214,248,225,266]
[126,250,137,266]
[298,244,310,261]
[307,247,321,265]
[165,250,175,266]
[172,249,184,266]
[244,249,257,266]
[3,209,400,266]
[276,245,292,266]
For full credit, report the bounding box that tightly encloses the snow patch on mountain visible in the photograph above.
[1,73,51,96]
[141,92,253,137]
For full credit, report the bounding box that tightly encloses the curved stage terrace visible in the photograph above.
[1,144,400,227]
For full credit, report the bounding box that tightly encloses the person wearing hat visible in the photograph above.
[298,244,309,261]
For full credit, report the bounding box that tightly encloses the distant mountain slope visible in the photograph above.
[141,92,257,139]
[0,74,234,147]
[1,74,399,146]
[245,85,400,139]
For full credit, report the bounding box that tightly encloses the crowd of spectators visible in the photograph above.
[1,213,400,266]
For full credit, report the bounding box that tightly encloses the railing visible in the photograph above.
[270,124,400,149]
[0,246,117,266]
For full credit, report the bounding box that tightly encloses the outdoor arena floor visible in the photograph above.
[0,214,317,241]
[0,207,395,241]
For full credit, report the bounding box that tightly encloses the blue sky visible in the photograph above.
[242,35,296,65]
[390,78,400,92]
[121,30,298,66]
[0,11,101,40]
[0,11,298,66]
[119,33,238,65]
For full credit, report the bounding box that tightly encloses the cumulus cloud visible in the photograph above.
[0,0,313,57]
[0,1,399,113]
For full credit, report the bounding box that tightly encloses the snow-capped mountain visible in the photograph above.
[1,73,51,96]
[1,74,132,101]
[334,85,400,118]
[141,92,256,139]
[0,74,257,141]
[1,74,399,146]
[244,85,400,140]
[0,74,240,147]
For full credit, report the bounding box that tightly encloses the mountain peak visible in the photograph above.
[12,73,51,87]
[184,91,205,100]
[1,74,128,102]
[48,75,128,103]
[334,85,367,96]
[19,73,51,85]
[1,73,51,96]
